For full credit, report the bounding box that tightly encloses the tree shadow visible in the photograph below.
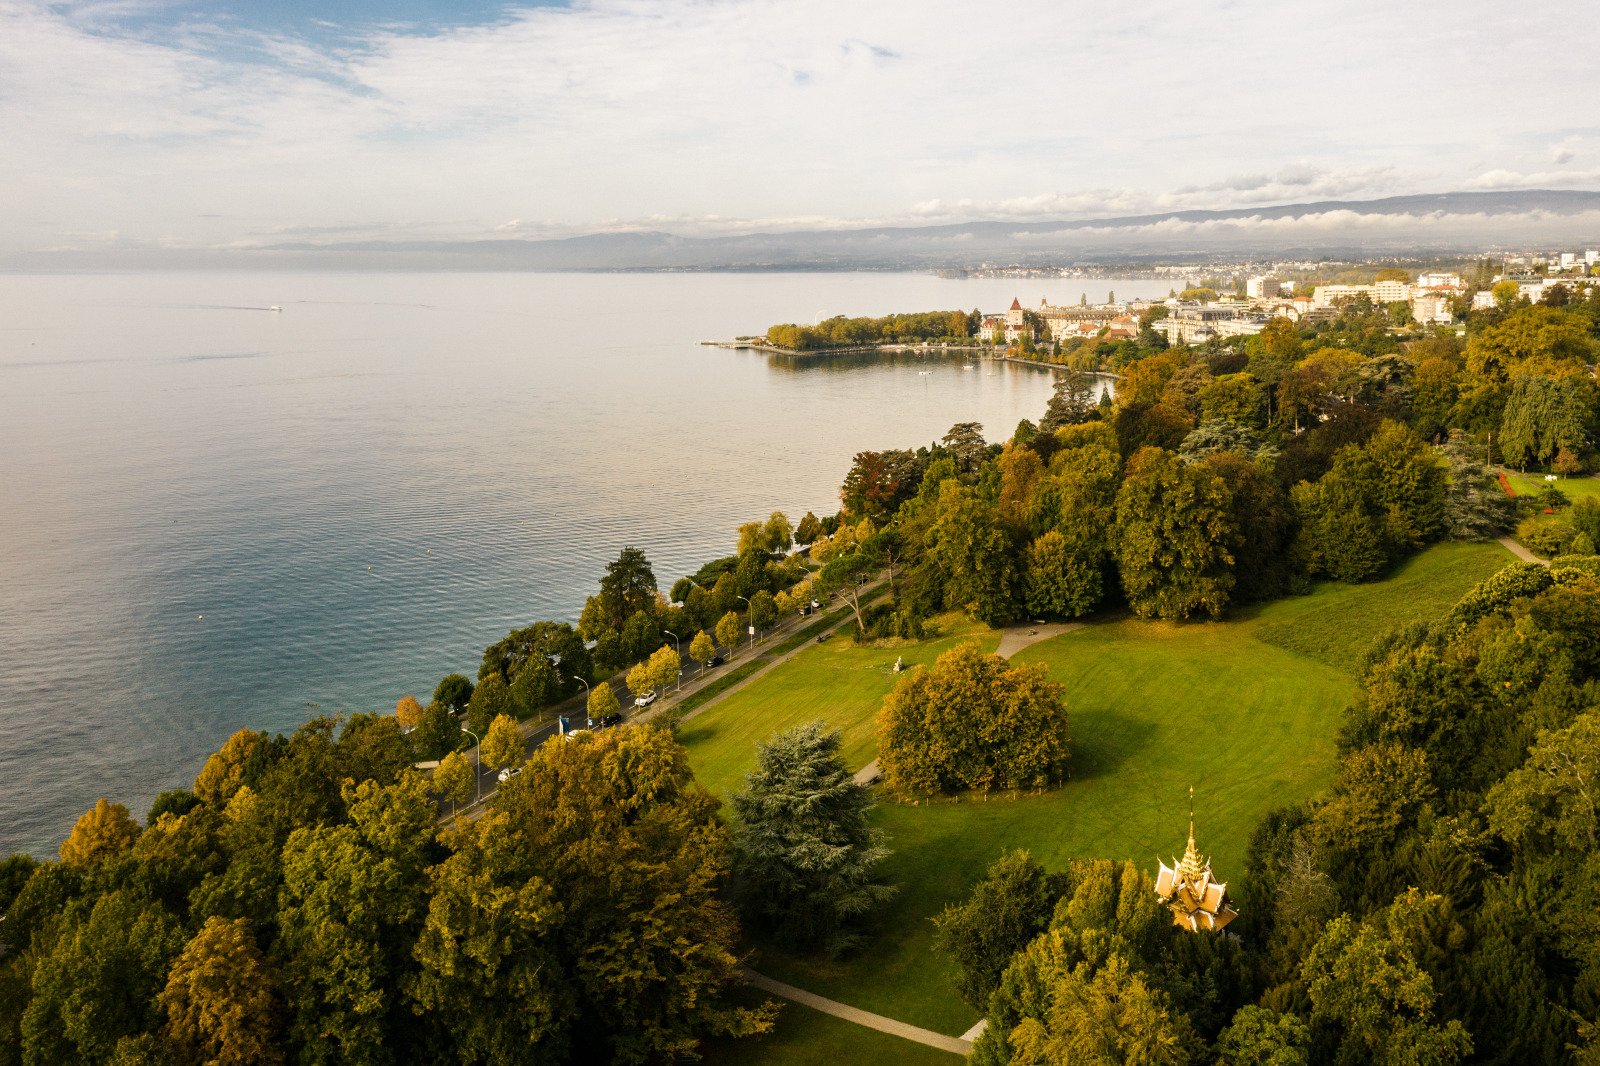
[1066,709,1160,783]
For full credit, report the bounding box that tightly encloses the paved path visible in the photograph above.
[852,759,880,785]
[994,621,1085,659]
[742,969,972,1056]
[1497,535,1549,566]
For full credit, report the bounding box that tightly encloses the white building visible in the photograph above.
[1416,271,1464,291]
[1373,279,1413,303]
[1561,252,1579,270]
[1246,275,1280,299]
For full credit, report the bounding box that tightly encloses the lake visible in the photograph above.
[0,271,1169,856]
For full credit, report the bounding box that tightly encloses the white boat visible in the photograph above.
[268,305,282,312]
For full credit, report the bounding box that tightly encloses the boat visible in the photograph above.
[269,305,282,312]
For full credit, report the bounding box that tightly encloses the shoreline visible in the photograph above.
[703,339,1121,379]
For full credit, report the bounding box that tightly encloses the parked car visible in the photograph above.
[596,712,624,729]
[634,691,659,707]
[497,767,521,783]
[706,654,725,668]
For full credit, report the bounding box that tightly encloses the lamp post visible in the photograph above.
[736,595,754,649]
[459,726,481,803]
[661,629,682,691]
[570,675,590,726]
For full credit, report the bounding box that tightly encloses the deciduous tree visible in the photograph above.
[479,714,523,772]
[159,917,283,1066]
[878,642,1069,798]
[60,797,141,867]
[1113,447,1237,621]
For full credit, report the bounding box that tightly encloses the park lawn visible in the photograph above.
[700,990,959,1066]
[1249,540,1515,673]
[1504,469,1600,500]
[735,540,1520,1039]
[678,613,999,800]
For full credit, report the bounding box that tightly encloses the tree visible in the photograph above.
[582,547,658,636]
[60,797,141,867]
[762,512,793,554]
[878,641,1070,798]
[748,589,776,632]
[840,449,921,520]
[159,917,282,1066]
[430,751,474,814]
[794,512,822,545]
[275,778,434,1066]
[20,890,185,1065]
[925,479,1019,625]
[934,849,1062,1010]
[394,695,424,730]
[192,729,270,807]
[1499,373,1595,470]
[689,630,715,673]
[480,714,523,772]
[412,726,773,1061]
[1023,529,1102,618]
[1437,431,1515,540]
[626,660,655,699]
[1113,447,1237,621]
[1485,708,1600,854]
[1303,891,1472,1065]
[587,681,621,720]
[1041,370,1100,431]
[715,610,742,653]
[819,542,880,636]
[462,672,511,737]
[730,722,893,956]
[942,422,990,477]
[646,644,680,696]
[431,674,474,713]
[508,653,557,717]
[408,700,458,762]
[1215,1006,1310,1065]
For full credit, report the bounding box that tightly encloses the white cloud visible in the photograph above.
[2,0,1600,259]
[1464,168,1600,190]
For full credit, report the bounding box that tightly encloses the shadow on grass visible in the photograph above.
[1067,708,1159,782]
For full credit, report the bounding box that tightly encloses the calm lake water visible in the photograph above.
[0,271,1168,856]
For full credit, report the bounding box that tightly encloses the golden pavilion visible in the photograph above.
[1154,793,1238,933]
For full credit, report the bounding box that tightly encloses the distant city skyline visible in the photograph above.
[4,0,1600,264]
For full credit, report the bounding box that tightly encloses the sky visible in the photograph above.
[3,0,1600,261]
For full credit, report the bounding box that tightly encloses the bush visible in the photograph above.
[1516,515,1577,558]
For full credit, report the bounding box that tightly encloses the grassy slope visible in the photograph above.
[678,613,999,799]
[690,540,1516,1049]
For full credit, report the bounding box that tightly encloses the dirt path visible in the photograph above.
[743,969,972,1056]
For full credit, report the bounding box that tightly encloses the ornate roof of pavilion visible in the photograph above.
[1154,790,1238,933]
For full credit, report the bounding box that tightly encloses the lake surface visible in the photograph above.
[0,271,1168,856]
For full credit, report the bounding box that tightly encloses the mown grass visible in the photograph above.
[1249,541,1515,673]
[679,613,998,799]
[1503,469,1600,500]
[692,540,1519,1049]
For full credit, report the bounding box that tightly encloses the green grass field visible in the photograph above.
[688,540,1517,1054]
[678,613,998,799]
[1503,469,1600,500]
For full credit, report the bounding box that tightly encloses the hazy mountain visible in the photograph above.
[14,190,1600,271]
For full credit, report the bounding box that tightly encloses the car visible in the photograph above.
[634,691,659,707]
[497,767,521,783]
[563,728,589,741]
[596,712,624,729]
[706,654,724,668]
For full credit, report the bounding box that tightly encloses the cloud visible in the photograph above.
[2,0,1600,260]
[1464,168,1600,190]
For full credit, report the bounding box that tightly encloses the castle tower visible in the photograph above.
[1153,789,1238,933]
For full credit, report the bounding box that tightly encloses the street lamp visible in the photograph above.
[736,594,754,649]
[570,675,590,725]
[459,726,481,803]
[662,629,683,691]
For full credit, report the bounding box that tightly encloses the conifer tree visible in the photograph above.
[730,721,893,955]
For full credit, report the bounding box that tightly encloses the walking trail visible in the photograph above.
[1497,536,1549,566]
[741,969,975,1056]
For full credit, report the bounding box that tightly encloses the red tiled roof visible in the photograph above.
[1010,297,1022,310]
